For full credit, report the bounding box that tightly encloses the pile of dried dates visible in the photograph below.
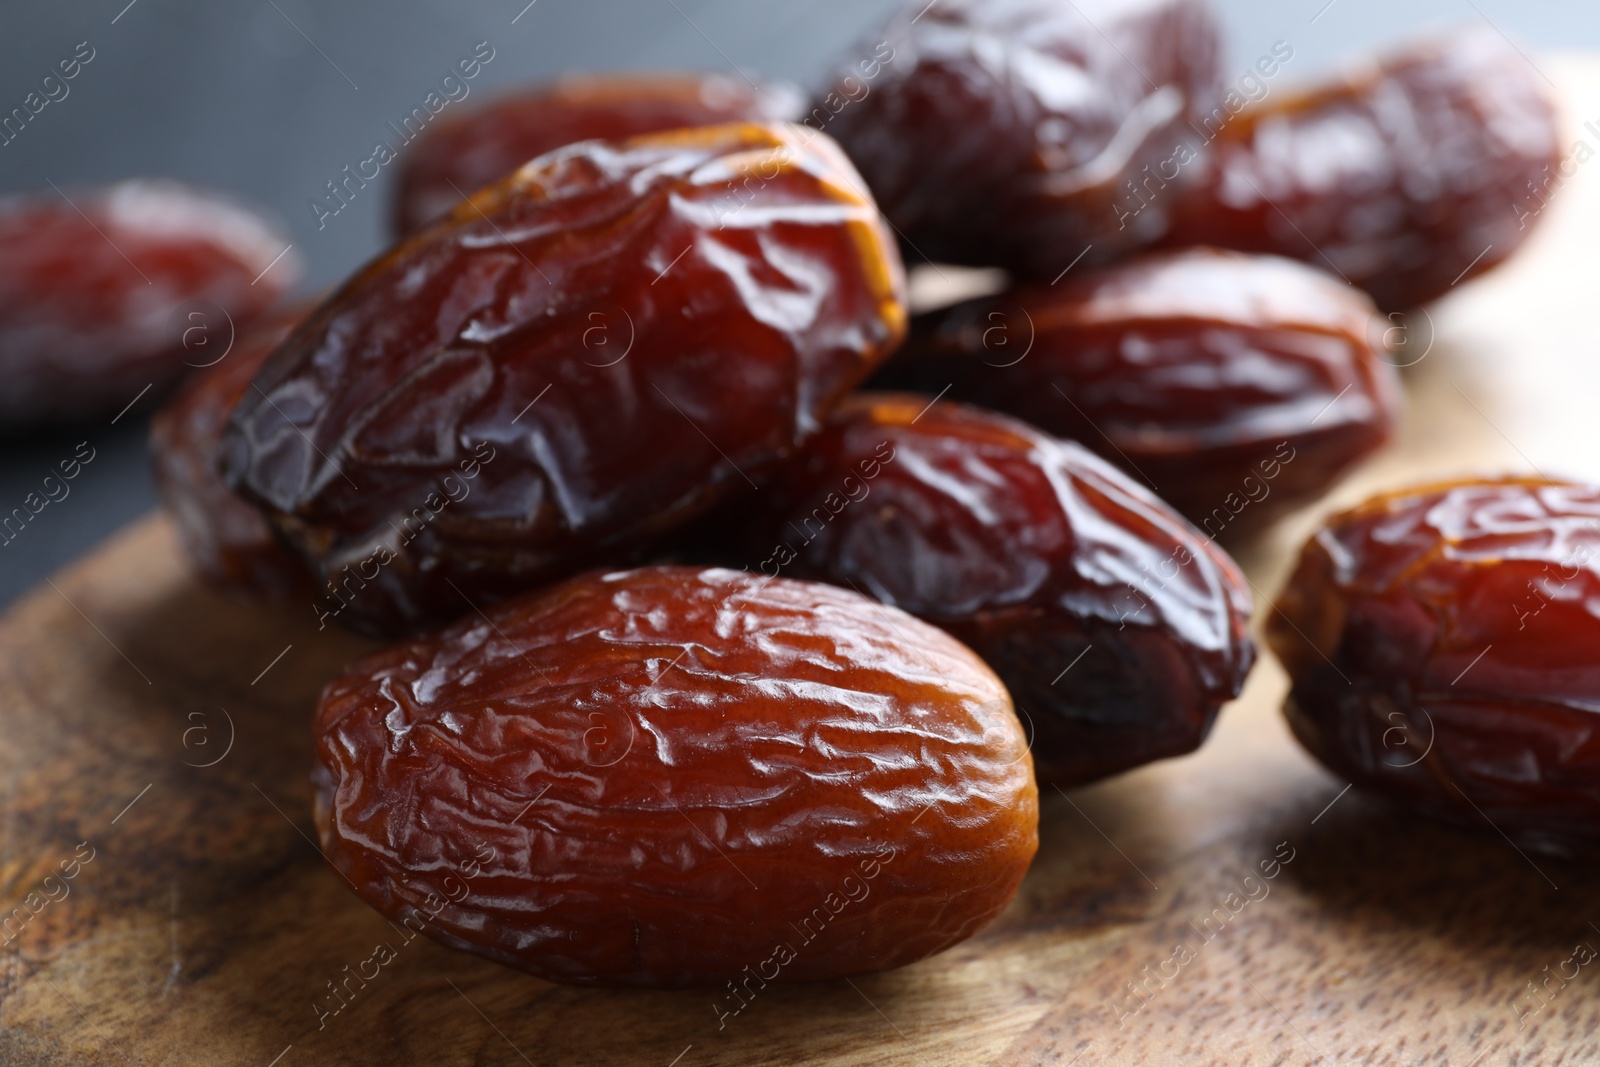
[4,0,1573,986]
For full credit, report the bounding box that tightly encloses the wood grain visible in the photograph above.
[4,54,1600,1067]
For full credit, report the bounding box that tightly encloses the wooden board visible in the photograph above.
[6,55,1600,1067]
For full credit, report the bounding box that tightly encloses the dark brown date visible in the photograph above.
[872,249,1402,530]
[822,0,1221,275]
[150,305,314,601]
[699,394,1256,786]
[224,123,906,636]
[0,180,298,425]
[312,565,1037,987]
[1163,27,1563,310]
[394,72,803,234]
[1268,477,1600,853]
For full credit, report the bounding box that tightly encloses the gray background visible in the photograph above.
[0,0,1591,605]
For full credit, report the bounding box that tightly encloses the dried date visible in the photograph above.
[224,123,906,636]
[312,565,1038,986]
[822,0,1222,275]
[699,395,1256,786]
[150,305,314,601]
[394,72,803,234]
[1163,27,1563,310]
[872,249,1402,530]
[0,180,298,425]
[1268,477,1600,852]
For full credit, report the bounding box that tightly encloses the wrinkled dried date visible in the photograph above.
[1163,28,1563,310]
[1268,477,1600,852]
[313,565,1037,986]
[394,72,803,234]
[224,123,907,636]
[823,0,1221,275]
[150,305,314,601]
[0,180,298,426]
[872,249,1402,530]
[699,395,1256,786]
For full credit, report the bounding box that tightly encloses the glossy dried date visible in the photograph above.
[224,123,907,636]
[150,305,313,601]
[700,395,1256,786]
[822,0,1221,274]
[872,249,1402,530]
[394,72,802,234]
[312,565,1038,986]
[1268,477,1600,852]
[0,180,298,425]
[1163,27,1562,310]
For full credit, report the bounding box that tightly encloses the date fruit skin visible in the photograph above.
[150,305,314,602]
[823,0,1221,275]
[701,395,1256,786]
[224,123,907,637]
[312,565,1038,987]
[0,180,299,425]
[872,249,1402,530]
[1268,477,1600,853]
[1163,27,1562,310]
[394,72,804,234]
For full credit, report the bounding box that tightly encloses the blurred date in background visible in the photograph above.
[0,0,1594,604]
